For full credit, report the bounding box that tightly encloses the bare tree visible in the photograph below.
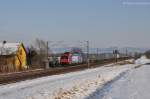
[27,45,37,67]
[34,38,49,67]
[145,50,150,59]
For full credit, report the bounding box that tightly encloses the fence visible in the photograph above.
[0,55,17,72]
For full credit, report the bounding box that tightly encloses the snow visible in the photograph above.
[135,55,150,65]
[90,64,150,99]
[0,42,20,55]
[0,61,136,99]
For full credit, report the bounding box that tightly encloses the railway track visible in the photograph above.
[0,58,130,85]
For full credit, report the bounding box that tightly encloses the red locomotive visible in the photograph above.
[60,48,85,65]
[60,52,72,65]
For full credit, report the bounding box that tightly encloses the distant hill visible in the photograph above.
[51,47,149,54]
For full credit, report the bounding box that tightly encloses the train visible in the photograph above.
[56,47,131,66]
[60,48,85,65]
[60,52,83,65]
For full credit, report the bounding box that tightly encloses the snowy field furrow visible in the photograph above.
[0,63,136,99]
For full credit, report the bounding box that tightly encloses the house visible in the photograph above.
[0,42,27,72]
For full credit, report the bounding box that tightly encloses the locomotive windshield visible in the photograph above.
[61,56,68,59]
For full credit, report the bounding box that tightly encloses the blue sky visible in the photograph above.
[0,0,150,48]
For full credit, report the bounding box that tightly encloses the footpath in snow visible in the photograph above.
[0,61,136,99]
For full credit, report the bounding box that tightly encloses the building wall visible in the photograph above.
[15,55,21,71]
[0,55,16,72]
[0,43,27,72]
[16,43,27,70]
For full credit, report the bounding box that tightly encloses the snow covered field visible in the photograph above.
[2,56,150,99]
[91,64,150,99]
[135,55,150,65]
[0,62,136,99]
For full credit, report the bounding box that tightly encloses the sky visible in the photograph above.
[0,0,150,48]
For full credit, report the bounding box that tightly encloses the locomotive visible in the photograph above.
[60,48,84,65]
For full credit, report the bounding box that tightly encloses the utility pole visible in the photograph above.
[39,43,42,66]
[126,48,128,57]
[113,50,118,63]
[86,41,90,68]
[45,41,49,69]
[97,48,99,61]
[47,41,49,59]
